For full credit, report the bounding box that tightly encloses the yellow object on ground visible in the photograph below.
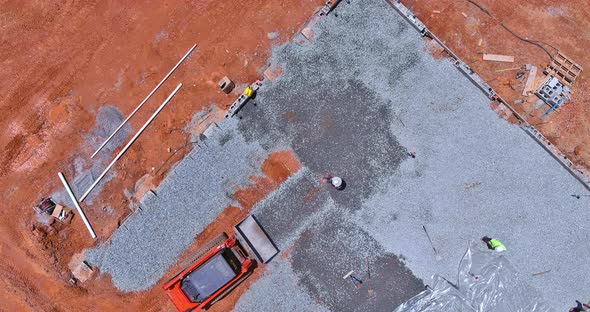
[244,86,253,97]
[489,239,507,252]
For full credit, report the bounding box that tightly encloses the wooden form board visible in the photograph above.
[483,54,515,63]
[547,52,582,86]
[522,65,538,96]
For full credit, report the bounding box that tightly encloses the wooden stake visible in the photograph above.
[522,66,538,96]
[495,67,520,72]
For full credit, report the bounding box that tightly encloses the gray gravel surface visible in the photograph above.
[86,118,267,291]
[236,0,588,310]
[85,0,589,310]
[236,1,431,309]
[234,257,331,312]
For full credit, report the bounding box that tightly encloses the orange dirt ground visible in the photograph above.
[401,0,590,171]
[0,1,320,311]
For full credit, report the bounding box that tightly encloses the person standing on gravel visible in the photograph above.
[321,174,345,190]
[481,236,507,252]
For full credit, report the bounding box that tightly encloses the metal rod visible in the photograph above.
[532,269,551,276]
[80,83,182,201]
[58,172,97,239]
[494,67,520,72]
[422,225,442,260]
[91,44,196,158]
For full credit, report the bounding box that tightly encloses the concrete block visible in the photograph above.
[218,76,235,94]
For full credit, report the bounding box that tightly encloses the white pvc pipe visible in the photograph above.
[80,83,182,201]
[58,172,97,239]
[91,44,197,159]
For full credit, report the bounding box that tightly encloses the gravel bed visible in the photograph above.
[86,118,267,291]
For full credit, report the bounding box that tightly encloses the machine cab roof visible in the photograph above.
[180,249,240,303]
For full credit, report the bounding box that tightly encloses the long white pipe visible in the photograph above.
[80,83,182,201]
[91,44,197,159]
[58,172,97,239]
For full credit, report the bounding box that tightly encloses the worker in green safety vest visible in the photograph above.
[481,236,507,252]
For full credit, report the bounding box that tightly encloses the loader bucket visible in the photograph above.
[234,215,278,264]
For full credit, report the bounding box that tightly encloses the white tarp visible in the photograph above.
[394,242,553,312]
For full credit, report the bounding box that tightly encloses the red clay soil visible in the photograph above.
[6,150,301,312]
[402,0,590,170]
[0,1,320,311]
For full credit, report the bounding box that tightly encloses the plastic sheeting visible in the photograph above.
[394,242,554,312]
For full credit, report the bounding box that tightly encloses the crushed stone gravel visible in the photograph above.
[86,118,267,291]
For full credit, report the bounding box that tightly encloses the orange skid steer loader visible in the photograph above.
[163,215,278,311]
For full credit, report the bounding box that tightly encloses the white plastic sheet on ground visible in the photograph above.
[394,242,554,312]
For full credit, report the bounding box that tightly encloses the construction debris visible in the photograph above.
[217,76,235,94]
[537,76,571,119]
[69,254,95,283]
[343,270,362,289]
[522,65,538,95]
[33,198,73,224]
[50,204,73,224]
[546,52,582,86]
[536,76,570,106]
[483,54,515,63]
[33,197,57,215]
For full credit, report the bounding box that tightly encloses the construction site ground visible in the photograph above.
[401,0,590,170]
[0,0,324,311]
[2,0,589,312]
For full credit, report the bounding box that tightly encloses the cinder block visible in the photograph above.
[218,76,235,94]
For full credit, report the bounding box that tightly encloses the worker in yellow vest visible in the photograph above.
[481,236,507,252]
